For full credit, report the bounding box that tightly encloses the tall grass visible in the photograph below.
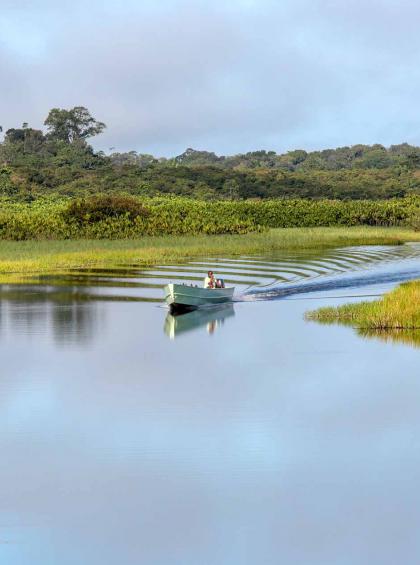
[306,280,420,329]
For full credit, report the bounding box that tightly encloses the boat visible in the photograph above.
[164,282,235,313]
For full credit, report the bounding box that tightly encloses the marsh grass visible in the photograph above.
[307,281,420,350]
[0,226,419,282]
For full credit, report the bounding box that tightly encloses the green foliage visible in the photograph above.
[409,211,420,231]
[0,195,417,240]
[167,143,420,172]
[0,167,17,196]
[127,166,418,200]
[2,106,420,202]
[63,195,150,224]
[44,106,106,143]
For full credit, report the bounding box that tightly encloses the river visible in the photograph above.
[1,243,419,565]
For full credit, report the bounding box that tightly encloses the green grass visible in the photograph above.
[0,226,419,282]
[307,280,420,329]
[306,280,420,348]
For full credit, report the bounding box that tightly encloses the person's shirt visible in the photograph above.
[204,275,215,288]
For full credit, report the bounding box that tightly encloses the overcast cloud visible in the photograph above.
[1,0,420,155]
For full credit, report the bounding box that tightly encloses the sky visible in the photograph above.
[1,0,420,156]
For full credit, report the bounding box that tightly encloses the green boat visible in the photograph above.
[164,282,235,313]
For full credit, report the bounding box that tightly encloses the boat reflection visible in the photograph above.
[164,303,235,339]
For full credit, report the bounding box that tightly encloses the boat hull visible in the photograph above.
[164,283,234,312]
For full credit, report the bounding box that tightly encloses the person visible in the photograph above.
[204,270,216,288]
[204,271,225,289]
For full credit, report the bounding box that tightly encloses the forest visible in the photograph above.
[2,106,420,201]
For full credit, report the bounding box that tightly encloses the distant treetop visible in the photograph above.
[44,106,106,144]
[1,106,420,200]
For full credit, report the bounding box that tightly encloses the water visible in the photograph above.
[0,244,420,565]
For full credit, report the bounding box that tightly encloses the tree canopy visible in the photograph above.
[1,107,420,200]
[44,106,106,143]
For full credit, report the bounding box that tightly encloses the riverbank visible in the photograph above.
[0,226,419,281]
[306,280,420,329]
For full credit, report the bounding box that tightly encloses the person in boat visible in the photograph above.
[204,270,216,288]
[204,271,225,289]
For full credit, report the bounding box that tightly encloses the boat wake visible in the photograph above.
[241,264,420,301]
[1,243,418,305]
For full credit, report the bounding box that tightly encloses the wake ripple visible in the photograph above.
[1,243,418,303]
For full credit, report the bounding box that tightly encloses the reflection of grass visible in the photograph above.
[307,280,420,348]
[0,226,419,282]
[358,329,420,348]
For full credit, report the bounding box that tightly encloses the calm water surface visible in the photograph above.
[1,244,420,565]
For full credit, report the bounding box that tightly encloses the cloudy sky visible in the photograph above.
[1,0,419,156]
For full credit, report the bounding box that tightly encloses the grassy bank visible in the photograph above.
[307,280,420,329]
[0,226,419,280]
[306,280,420,348]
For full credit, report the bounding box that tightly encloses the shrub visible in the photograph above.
[0,167,18,196]
[63,194,150,224]
[409,212,420,231]
[0,195,418,240]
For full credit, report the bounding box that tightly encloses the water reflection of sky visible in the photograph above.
[0,247,419,564]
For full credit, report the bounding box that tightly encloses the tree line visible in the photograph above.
[1,107,420,200]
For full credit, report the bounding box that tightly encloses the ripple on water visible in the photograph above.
[0,243,419,306]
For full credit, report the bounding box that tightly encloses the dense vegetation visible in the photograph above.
[0,195,418,240]
[0,105,419,240]
[2,106,420,201]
